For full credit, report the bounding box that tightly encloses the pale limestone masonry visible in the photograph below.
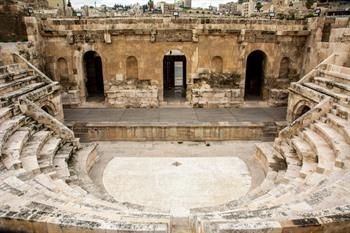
[106,79,159,108]
[33,17,311,107]
[1,13,350,233]
[189,53,350,233]
[190,71,241,108]
[0,56,171,232]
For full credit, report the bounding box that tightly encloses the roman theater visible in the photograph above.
[0,2,350,232]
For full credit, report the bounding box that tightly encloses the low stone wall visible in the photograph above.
[190,72,242,108]
[106,79,159,108]
[268,89,289,107]
[61,89,80,106]
[191,86,241,108]
[66,122,266,142]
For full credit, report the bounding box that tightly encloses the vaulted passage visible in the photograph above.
[163,51,187,102]
[84,51,104,101]
[293,105,311,121]
[245,50,266,100]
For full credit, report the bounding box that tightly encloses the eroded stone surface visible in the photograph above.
[103,156,251,216]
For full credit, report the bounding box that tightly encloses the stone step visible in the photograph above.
[303,82,349,102]
[276,142,301,167]
[293,141,318,178]
[0,82,47,104]
[313,121,350,168]
[281,164,301,183]
[313,77,350,93]
[39,136,62,162]
[290,136,314,161]
[302,128,335,173]
[20,130,52,173]
[0,107,12,124]
[0,115,28,153]
[326,113,350,144]
[2,129,30,169]
[0,75,40,95]
[0,71,31,85]
[320,69,350,83]
[333,104,350,120]
[53,143,74,179]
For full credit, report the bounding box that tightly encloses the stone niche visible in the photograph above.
[106,79,159,108]
[190,71,242,108]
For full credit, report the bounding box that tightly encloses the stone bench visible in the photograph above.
[0,115,28,155]
[0,75,39,95]
[0,82,47,105]
[326,113,350,145]
[303,82,350,102]
[302,128,335,173]
[20,130,52,174]
[313,121,350,168]
[2,128,30,169]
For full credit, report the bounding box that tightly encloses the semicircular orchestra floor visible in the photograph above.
[89,141,265,217]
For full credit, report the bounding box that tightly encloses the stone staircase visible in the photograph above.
[189,54,350,232]
[0,56,171,233]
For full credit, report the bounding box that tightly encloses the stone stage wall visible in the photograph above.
[27,17,311,107]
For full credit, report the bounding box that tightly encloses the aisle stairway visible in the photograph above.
[0,55,171,233]
[190,54,350,232]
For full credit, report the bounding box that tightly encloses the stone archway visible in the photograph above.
[83,51,104,101]
[42,105,55,116]
[293,103,311,121]
[244,50,267,100]
[163,50,187,101]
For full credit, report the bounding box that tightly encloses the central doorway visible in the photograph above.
[83,51,104,102]
[163,50,187,102]
[244,50,266,100]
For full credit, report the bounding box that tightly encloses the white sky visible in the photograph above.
[71,0,235,8]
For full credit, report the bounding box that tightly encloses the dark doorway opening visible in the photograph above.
[42,105,54,116]
[294,105,311,121]
[245,50,266,100]
[163,54,187,102]
[83,51,104,102]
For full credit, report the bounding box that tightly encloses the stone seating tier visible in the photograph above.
[189,56,350,232]
[0,62,172,233]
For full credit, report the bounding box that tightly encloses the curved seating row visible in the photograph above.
[189,59,350,232]
[0,63,171,233]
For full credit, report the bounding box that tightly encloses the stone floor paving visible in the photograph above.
[64,107,287,124]
[89,141,264,217]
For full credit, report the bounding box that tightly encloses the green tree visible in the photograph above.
[255,2,262,12]
[67,0,72,7]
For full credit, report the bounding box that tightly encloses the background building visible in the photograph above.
[184,0,191,8]
[242,0,256,17]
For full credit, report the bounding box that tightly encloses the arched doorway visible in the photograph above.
[163,50,187,101]
[42,105,55,116]
[244,50,267,100]
[83,51,104,101]
[293,105,311,121]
